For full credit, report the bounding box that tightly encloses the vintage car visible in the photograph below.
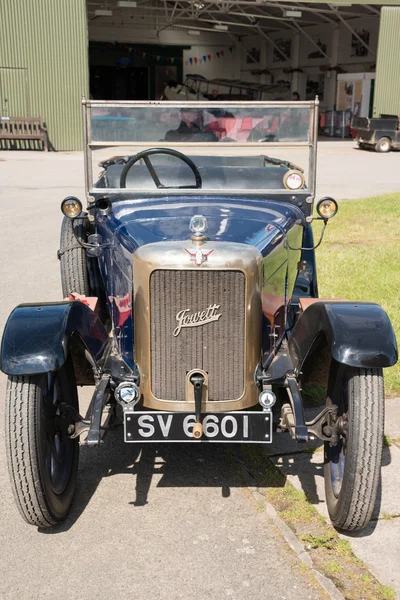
[352,114,400,152]
[1,99,397,531]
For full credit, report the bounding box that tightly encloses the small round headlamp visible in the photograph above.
[316,197,338,219]
[283,170,305,191]
[61,196,83,218]
[190,214,208,235]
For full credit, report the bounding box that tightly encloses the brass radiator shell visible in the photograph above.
[133,240,262,412]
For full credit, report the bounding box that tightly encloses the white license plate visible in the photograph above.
[124,411,272,443]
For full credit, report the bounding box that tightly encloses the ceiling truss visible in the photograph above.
[87,0,380,42]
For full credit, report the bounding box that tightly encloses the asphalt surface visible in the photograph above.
[0,144,399,599]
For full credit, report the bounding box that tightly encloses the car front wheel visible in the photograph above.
[5,360,79,527]
[375,136,391,153]
[59,216,90,297]
[324,362,384,531]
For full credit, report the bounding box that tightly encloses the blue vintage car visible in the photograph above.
[1,99,397,530]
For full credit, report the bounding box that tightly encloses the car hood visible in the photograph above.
[103,196,305,256]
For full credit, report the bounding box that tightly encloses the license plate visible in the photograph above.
[124,411,272,443]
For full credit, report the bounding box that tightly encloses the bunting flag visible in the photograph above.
[185,47,234,66]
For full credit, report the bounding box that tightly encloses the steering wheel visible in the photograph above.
[119,148,202,189]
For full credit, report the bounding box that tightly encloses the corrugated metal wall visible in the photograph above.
[374,7,400,117]
[0,0,88,150]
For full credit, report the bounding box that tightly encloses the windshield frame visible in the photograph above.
[82,98,319,203]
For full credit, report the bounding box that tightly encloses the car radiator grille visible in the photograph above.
[150,269,245,402]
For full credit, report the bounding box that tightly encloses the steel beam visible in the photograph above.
[329,4,376,56]
[292,20,331,60]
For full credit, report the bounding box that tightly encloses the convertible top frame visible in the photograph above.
[82,97,319,203]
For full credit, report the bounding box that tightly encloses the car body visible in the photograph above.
[352,114,400,152]
[1,99,397,530]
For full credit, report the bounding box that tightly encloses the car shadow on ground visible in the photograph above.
[38,424,391,535]
[38,425,284,534]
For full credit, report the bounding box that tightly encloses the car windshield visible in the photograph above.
[84,100,318,197]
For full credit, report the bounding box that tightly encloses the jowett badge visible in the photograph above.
[173,304,222,336]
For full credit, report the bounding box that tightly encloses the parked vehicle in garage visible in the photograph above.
[352,114,400,152]
[1,98,397,531]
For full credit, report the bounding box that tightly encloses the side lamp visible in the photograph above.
[61,196,83,218]
[316,197,338,220]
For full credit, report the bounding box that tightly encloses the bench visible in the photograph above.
[0,116,50,151]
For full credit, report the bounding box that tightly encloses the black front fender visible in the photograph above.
[0,301,109,376]
[288,301,398,370]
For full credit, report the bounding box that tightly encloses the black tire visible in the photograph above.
[59,216,90,297]
[324,362,384,531]
[5,361,79,527]
[375,136,391,153]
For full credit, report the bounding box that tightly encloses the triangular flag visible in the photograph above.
[208,54,211,61]
[221,50,224,56]
[203,55,207,61]
[143,52,147,58]
[189,57,193,64]
[216,51,220,58]
[194,57,198,63]
[229,46,233,53]
[157,55,161,61]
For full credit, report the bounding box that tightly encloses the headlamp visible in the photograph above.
[61,197,83,218]
[283,170,305,191]
[316,197,338,219]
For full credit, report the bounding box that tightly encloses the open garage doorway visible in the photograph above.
[90,66,149,100]
[89,41,184,100]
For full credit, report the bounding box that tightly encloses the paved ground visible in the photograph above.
[271,400,400,597]
[0,145,399,599]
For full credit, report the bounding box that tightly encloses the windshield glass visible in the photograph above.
[85,100,318,196]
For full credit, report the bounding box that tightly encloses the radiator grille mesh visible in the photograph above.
[150,270,245,401]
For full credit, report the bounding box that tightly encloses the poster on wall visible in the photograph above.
[273,38,291,62]
[307,37,327,60]
[246,47,260,64]
[351,29,370,57]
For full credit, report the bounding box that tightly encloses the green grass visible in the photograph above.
[314,193,400,396]
[301,532,336,549]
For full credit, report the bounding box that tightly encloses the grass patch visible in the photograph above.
[302,385,326,406]
[302,532,336,549]
[314,193,400,396]
[384,435,400,447]
[323,560,342,576]
[379,585,397,600]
